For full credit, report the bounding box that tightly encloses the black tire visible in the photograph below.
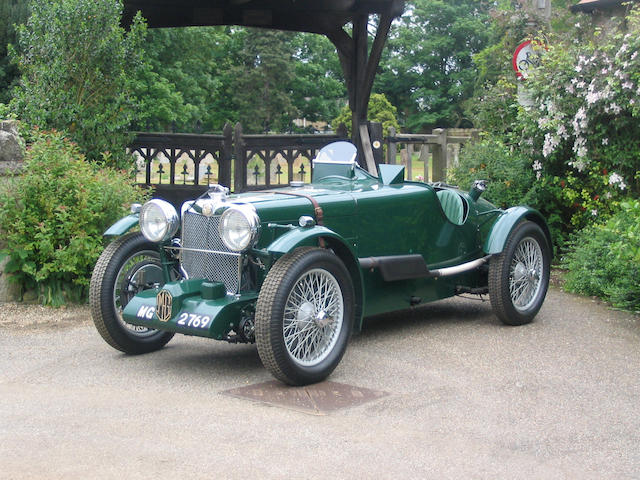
[488,221,551,326]
[255,247,354,386]
[90,232,174,354]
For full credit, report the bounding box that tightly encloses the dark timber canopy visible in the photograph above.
[122,0,405,172]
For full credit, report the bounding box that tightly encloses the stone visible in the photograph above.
[0,120,24,174]
[0,255,22,302]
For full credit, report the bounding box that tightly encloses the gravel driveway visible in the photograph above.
[1,287,639,479]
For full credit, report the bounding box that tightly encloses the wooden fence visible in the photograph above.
[386,127,480,183]
[129,122,478,207]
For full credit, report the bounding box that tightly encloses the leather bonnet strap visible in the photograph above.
[263,191,324,226]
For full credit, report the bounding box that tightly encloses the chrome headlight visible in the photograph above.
[139,199,179,243]
[219,204,260,252]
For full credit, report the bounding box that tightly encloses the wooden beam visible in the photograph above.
[356,12,393,115]
[359,123,377,174]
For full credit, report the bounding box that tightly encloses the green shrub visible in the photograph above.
[449,137,536,209]
[0,129,146,305]
[563,200,640,312]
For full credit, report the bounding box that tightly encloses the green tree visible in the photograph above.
[0,0,29,104]
[290,33,346,131]
[10,0,148,167]
[332,93,400,137]
[137,26,237,132]
[375,0,493,131]
[230,29,299,133]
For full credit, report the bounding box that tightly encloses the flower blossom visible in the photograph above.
[543,133,559,157]
[571,158,587,171]
[586,90,601,105]
[609,172,627,190]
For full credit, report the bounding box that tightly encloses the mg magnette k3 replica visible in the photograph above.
[90,141,551,386]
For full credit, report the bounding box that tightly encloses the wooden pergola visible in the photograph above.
[122,0,405,172]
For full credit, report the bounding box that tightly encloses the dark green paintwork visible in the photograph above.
[104,213,139,236]
[106,158,550,340]
[483,206,552,255]
[122,279,257,340]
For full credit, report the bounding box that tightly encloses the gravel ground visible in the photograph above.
[0,302,91,330]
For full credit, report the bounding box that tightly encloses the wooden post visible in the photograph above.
[387,126,397,164]
[419,144,430,182]
[233,122,244,193]
[405,143,413,180]
[369,122,383,166]
[431,128,447,182]
[220,122,233,189]
[358,123,377,174]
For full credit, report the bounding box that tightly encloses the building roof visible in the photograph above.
[570,0,630,13]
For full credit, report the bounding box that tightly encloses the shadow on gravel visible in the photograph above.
[154,342,263,378]
[355,296,497,342]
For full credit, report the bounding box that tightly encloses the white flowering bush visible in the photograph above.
[518,8,640,231]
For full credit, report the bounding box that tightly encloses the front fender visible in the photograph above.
[266,225,348,255]
[483,206,552,255]
[265,226,365,333]
[104,213,139,237]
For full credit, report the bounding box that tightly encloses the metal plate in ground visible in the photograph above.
[222,381,389,415]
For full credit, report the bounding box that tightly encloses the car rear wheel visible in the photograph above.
[90,232,175,354]
[488,221,551,326]
[255,247,354,386]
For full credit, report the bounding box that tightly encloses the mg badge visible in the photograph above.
[156,290,172,322]
[201,201,214,217]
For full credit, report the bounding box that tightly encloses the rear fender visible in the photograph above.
[266,226,365,333]
[484,206,552,256]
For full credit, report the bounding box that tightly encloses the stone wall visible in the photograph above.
[0,119,24,301]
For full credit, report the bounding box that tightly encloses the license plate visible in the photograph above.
[176,313,212,330]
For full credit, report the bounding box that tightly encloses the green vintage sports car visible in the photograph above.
[90,141,551,385]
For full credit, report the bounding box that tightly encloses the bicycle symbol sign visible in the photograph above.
[513,40,544,79]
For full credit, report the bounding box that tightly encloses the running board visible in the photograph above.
[359,255,491,282]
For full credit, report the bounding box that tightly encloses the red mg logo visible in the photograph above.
[156,290,172,322]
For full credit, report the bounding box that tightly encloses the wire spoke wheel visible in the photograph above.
[90,233,175,354]
[489,221,551,326]
[283,268,344,367]
[255,247,354,386]
[113,250,163,337]
[509,237,544,312]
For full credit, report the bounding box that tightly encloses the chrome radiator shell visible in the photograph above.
[180,211,242,294]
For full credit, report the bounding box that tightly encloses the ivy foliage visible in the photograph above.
[0,129,146,305]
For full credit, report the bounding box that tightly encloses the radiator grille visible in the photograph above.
[181,211,241,293]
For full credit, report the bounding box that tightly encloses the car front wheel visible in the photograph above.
[488,221,551,326]
[90,232,175,354]
[255,247,354,386]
